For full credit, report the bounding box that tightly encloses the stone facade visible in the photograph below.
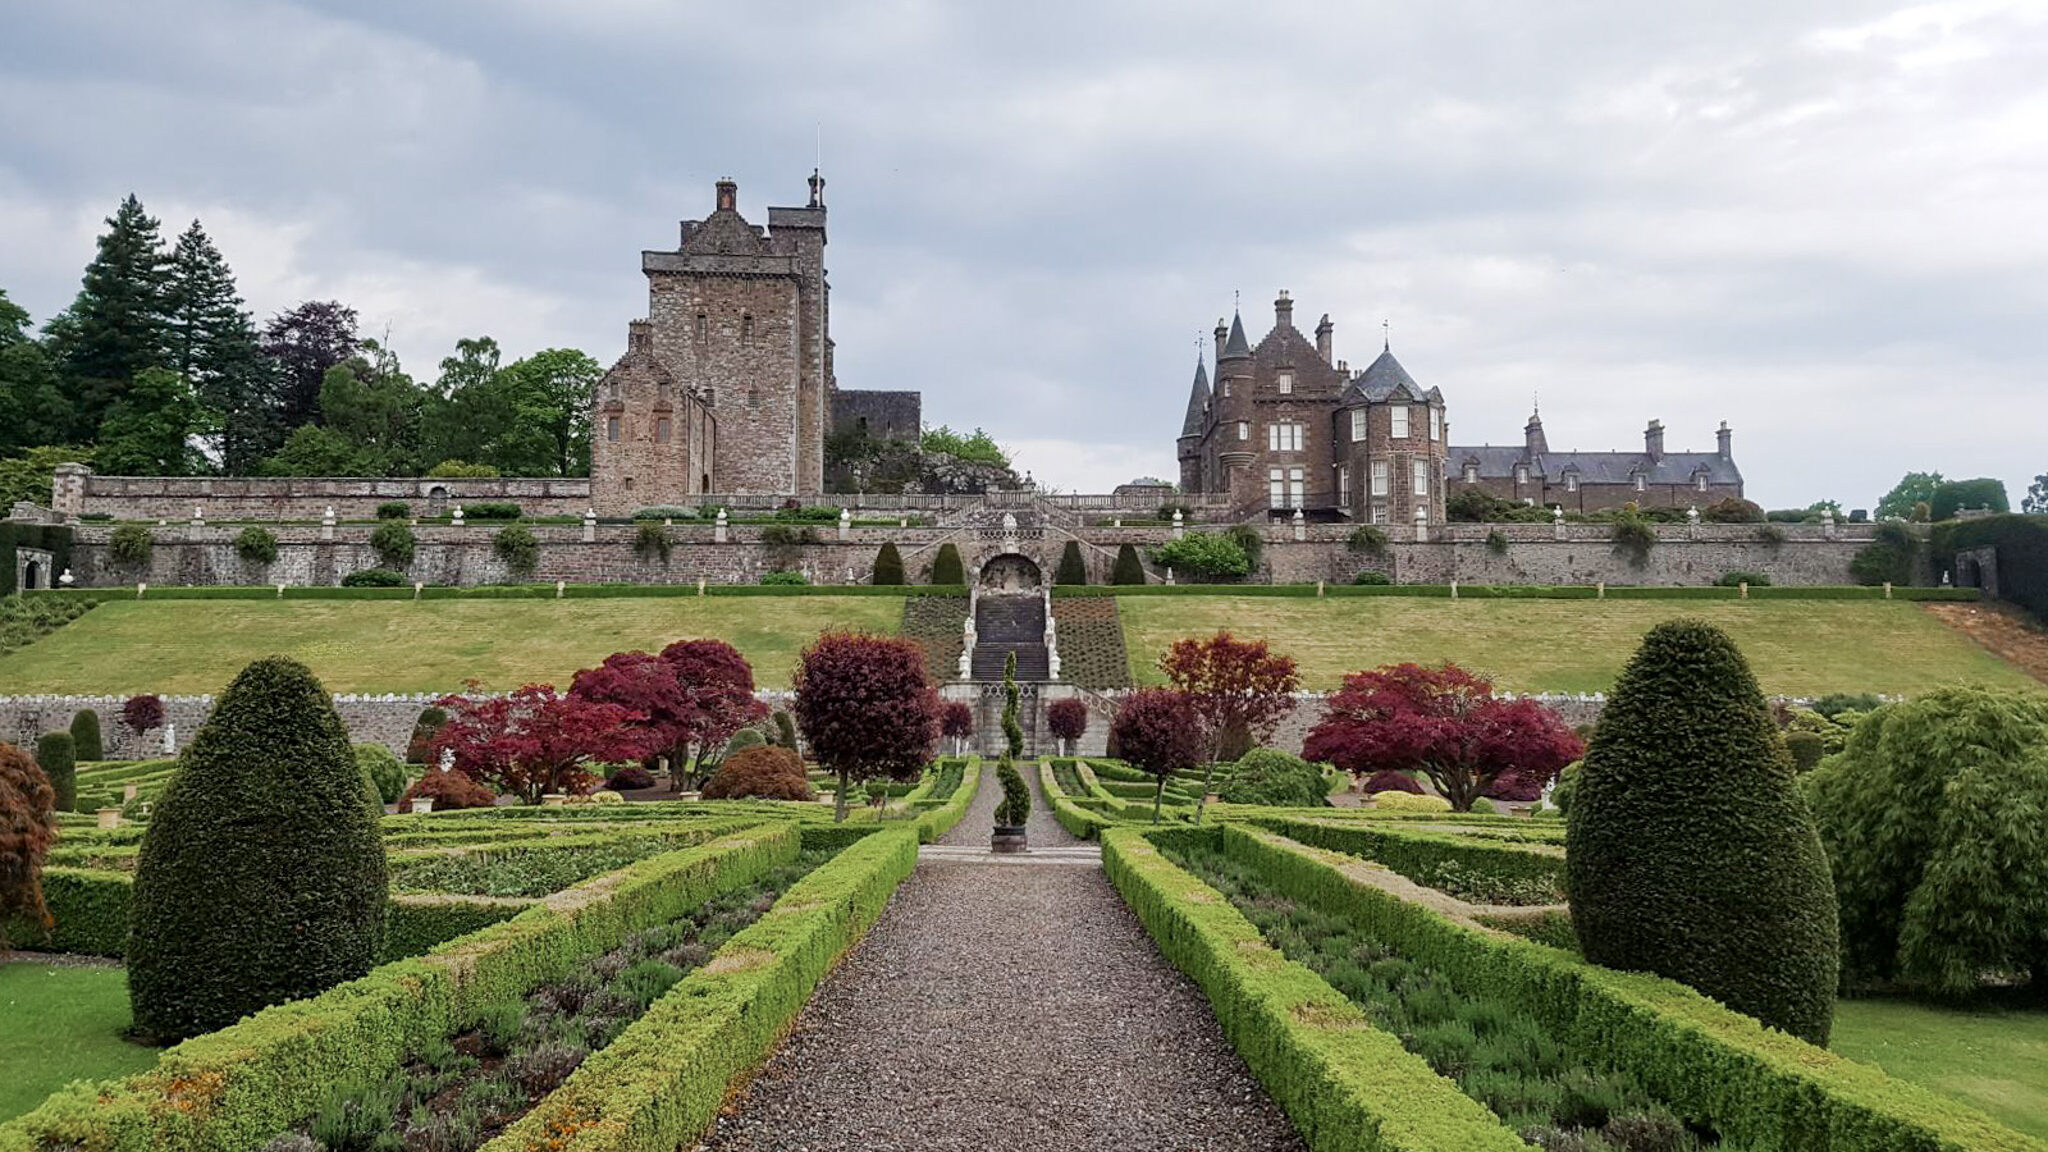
[1450,414,1744,514]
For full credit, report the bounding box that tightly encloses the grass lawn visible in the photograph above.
[1831,994,2048,1139]
[0,961,159,1123]
[0,597,904,695]
[1119,598,2038,695]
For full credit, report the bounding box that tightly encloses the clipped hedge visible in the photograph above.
[1251,817,1564,905]
[1102,828,1524,1152]
[1220,824,2040,1152]
[913,757,981,844]
[1051,583,1980,600]
[1041,759,1114,839]
[0,824,799,1152]
[480,826,920,1152]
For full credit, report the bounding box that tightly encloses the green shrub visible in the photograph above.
[1548,761,1580,816]
[1850,521,1920,586]
[128,656,388,1042]
[1484,529,1509,556]
[1804,686,2048,996]
[36,731,76,813]
[1111,543,1145,585]
[1001,652,1024,757]
[342,568,406,587]
[69,709,103,761]
[1150,531,1250,581]
[1812,692,1884,719]
[492,523,540,576]
[1713,570,1770,587]
[369,519,415,568]
[404,706,447,763]
[930,542,964,585]
[464,501,522,520]
[1607,514,1656,569]
[759,569,807,586]
[1224,523,1263,573]
[994,758,1031,826]
[1054,539,1087,585]
[1929,477,2008,521]
[871,542,905,585]
[375,501,411,520]
[1700,497,1765,523]
[235,525,279,565]
[109,523,152,568]
[1346,525,1389,556]
[1216,749,1326,807]
[1784,730,1826,773]
[759,523,816,548]
[633,522,672,563]
[1568,619,1839,1045]
[355,743,408,806]
[1352,570,1392,586]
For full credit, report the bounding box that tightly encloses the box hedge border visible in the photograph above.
[1247,816,1565,905]
[1101,826,1525,1151]
[1222,824,2043,1152]
[1053,583,1978,601]
[21,584,945,602]
[479,825,920,1152]
[1041,759,1114,839]
[913,756,981,844]
[0,823,801,1152]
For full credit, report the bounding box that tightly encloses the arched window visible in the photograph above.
[741,315,754,346]
[695,313,708,341]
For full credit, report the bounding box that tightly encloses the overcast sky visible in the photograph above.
[3,0,2043,507]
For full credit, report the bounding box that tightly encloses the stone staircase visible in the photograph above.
[971,594,1050,681]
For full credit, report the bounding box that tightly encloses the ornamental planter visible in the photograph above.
[991,824,1028,854]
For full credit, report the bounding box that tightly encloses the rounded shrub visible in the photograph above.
[493,523,540,576]
[1548,761,1581,815]
[235,525,279,566]
[605,764,657,791]
[701,745,813,801]
[1714,570,1770,587]
[759,570,807,586]
[398,768,497,812]
[34,732,76,813]
[128,657,388,1042]
[404,706,447,764]
[930,542,964,586]
[69,709,103,761]
[1371,790,1450,812]
[123,693,166,734]
[1217,748,1326,807]
[376,501,411,520]
[369,519,415,568]
[0,742,58,947]
[1352,570,1392,586]
[994,757,1031,826]
[341,567,405,587]
[1805,686,2048,996]
[1568,619,1839,1045]
[355,743,408,806]
[871,542,905,586]
[1783,730,1826,773]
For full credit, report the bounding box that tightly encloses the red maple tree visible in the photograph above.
[792,633,941,823]
[940,701,975,756]
[1302,663,1583,812]
[0,743,58,946]
[429,684,644,804]
[1110,689,1205,823]
[1046,698,1088,754]
[1158,631,1301,820]
[123,693,167,734]
[659,639,770,789]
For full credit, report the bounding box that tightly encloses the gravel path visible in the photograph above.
[701,765,1305,1151]
[936,756,1081,848]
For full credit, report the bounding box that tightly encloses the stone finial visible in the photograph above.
[1292,506,1306,542]
[1687,505,1700,525]
[192,505,204,526]
[1172,509,1185,540]
[58,568,74,587]
[452,504,465,523]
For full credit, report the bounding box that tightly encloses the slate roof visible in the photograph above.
[1448,446,1742,485]
[1220,312,1253,360]
[1180,358,1211,437]
[1341,349,1443,404]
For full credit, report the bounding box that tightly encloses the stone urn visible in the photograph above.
[991,823,1028,854]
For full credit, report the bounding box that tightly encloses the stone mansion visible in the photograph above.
[1176,293,1744,521]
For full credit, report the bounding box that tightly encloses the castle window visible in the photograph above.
[1269,467,1304,509]
[1338,465,1350,501]
[606,416,620,443]
[1428,407,1441,441]
[1412,459,1430,499]
[1276,372,1293,395]
[1350,409,1366,442]
[1391,405,1410,439]
[656,417,672,444]
[1267,422,1303,452]
[695,313,708,341]
[1463,463,1478,484]
[1371,503,1387,524]
[1237,421,1249,441]
[741,314,753,346]
[1221,381,1231,398]
[1370,460,1389,497]
[1634,474,1647,493]
[1565,473,1579,493]
[1515,464,1529,485]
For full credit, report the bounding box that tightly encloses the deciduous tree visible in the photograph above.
[1875,471,1943,521]
[1047,697,1087,755]
[792,632,941,822]
[429,684,643,804]
[1158,631,1300,820]
[1110,688,1204,823]
[941,700,975,755]
[0,742,58,948]
[659,639,770,789]
[1302,662,1580,812]
[260,300,359,432]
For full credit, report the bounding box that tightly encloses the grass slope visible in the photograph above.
[0,597,902,694]
[0,962,159,1122]
[1831,995,2048,1139]
[1120,598,2037,695]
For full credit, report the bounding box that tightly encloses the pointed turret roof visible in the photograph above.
[1179,357,1211,437]
[1220,311,1252,360]
[1342,347,1436,403]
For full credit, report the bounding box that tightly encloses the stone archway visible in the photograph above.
[21,559,40,590]
[977,553,1042,592]
[426,485,450,514]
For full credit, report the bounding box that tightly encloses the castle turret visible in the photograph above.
[1177,356,1211,494]
[1525,411,1548,458]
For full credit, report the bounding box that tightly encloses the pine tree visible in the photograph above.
[95,367,206,475]
[1055,540,1088,585]
[49,195,172,438]
[165,221,276,473]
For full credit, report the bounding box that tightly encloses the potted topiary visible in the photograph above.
[991,757,1030,853]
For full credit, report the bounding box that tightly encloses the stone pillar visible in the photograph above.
[714,508,728,544]
[582,509,596,543]
[321,506,336,541]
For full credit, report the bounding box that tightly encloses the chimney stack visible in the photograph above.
[627,319,652,354]
[1214,318,1228,367]
[1717,421,1732,460]
[1274,289,1294,329]
[1645,419,1665,461]
[1315,314,1334,364]
[715,178,737,212]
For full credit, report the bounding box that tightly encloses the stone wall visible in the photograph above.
[59,468,595,522]
[51,519,1878,590]
[0,693,439,759]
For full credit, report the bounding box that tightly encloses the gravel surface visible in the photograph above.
[700,768,1306,1152]
[937,756,1081,848]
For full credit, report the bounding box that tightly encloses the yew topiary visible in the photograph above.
[871,542,905,586]
[69,709,103,760]
[1568,620,1839,1045]
[1055,540,1088,585]
[128,657,388,1042]
[34,732,76,813]
[1111,543,1145,585]
[930,542,965,586]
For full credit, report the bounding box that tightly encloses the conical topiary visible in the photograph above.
[1567,620,1839,1044]
[128,657,387,1042]
[34,733,75,813]
[930,542,965,586]
[1055,540,1088,585]
[872,542,905,586]
[1111,543,1145,585]
[69,709,103,761]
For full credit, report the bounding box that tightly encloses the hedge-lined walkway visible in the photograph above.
[699,768,1305,1151]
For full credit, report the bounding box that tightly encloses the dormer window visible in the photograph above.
[1276,371,1293,395]
[1391,405,1410,439]
[1565,472,1579,493]
[1463,463,1479,484]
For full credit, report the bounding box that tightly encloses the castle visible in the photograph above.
[589,175,918,512]
[1176,292,1743,520]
